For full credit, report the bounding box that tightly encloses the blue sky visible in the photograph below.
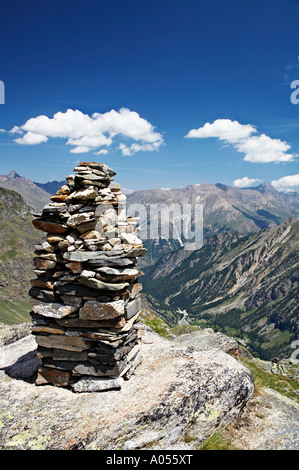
[0,0,298,191]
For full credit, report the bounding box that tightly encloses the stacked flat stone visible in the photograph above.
[29,162,146,392]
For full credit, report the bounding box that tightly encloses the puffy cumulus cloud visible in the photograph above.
[233,176,263,188]
[271,173,299,191]
[237,134,293,163]
[10,108,164,156]
[186,119,256,143]
[185,119,296,163]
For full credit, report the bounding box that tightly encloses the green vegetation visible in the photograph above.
[199,429,236,450]
[140,308,170,337]
[0,300,31,324]
[143,294,180,326]
[189,307,297,361]
[0,187,39,324]
[239,353,299,403]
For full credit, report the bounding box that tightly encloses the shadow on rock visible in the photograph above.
[1,349,41,384]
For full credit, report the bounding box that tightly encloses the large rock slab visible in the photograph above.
[0,324,254,450]
[32,219,68,233]
[79,299,124,320]
[173,328,239,357]
[32,302,78,319]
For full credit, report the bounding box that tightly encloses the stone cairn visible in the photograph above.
[29,162,146,392]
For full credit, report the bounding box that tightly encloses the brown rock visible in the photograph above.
[122,282,142,300]
[46,235,65,243]
[58,185,71,195]
[76,220,97,234]
[65,262,84,273]
[41,241,55,253]
[32,219,68,233]
[36,367,71,386]
[50,194,69,202]
[30,279,55,290]
[32,325,65,335]
[36,253,61,261]
[58,239,71,250]
[33,258,56,270]
[80,230,102,240]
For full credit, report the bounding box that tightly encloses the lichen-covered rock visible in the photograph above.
[173,328,239,357]
[0,322,32,347]
[0,324,255,450]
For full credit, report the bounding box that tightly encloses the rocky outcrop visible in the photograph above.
[0,323,254,450]
[0,322,31,347]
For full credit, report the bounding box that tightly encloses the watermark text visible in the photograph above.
[290,80,299,104]
[0,81,4,104]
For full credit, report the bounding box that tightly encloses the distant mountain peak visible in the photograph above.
[7,170,21,179]
[252,182,278,194]
[0,171,53,212]
[215,183,230,191]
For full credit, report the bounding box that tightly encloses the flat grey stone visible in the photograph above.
[71,376,124,393]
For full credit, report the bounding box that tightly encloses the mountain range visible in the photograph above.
[0,170,298,360]
[34,179,66,196]
[126,181,299,268]
[1,170,299,234]
[142,217,299,361]
[0,171,53,212]
[127,181,299,239]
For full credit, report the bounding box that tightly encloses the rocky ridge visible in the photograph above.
[127,182,299,242]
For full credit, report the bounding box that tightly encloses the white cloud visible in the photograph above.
[69,145,92,154]
[10,126,24,135]
[271,173,299,191]
[233,176,263,188]
[94,149,108,155]
[186,119,256,143]
[185,118,296,163]
[14,131,48,145]
[237,134,293,163]
[119,141,163,156]
[11,108,164,156]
